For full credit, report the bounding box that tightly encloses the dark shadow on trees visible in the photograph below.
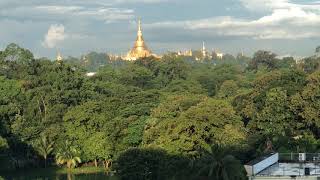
[0,134,42,172]
[115,147,247,180]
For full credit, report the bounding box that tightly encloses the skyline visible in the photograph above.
[1,0,320,58]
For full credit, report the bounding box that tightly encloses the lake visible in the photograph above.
[0,168,119,180]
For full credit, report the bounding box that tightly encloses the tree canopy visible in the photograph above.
[1,43,320,179]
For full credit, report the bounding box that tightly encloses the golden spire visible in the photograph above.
[124,18,152,61]
[138,18,142,35]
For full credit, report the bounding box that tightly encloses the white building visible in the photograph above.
[86,72,96,77]
[216,52,224,59]
[245,153,320,180]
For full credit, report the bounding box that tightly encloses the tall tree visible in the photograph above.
[249,88,293,136]
[34,135,54,167]
[291,72,320,137]
[249,50,277,71]
[144,98,246,156]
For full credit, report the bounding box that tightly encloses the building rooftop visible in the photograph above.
[247,153,277,166]
[257,163,320,177]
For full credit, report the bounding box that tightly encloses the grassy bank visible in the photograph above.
[55,166,109,174]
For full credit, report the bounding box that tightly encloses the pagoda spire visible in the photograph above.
[136,18,144,45]
[138,18,142,34]
[124,18,152,61]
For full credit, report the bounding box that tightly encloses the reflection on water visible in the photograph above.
[1,173,118,180]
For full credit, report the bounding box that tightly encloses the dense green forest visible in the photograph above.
[0,43,320,179]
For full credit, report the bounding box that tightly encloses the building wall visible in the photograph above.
[251,176,320,180]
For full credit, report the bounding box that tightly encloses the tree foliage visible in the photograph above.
[1,43,320,179]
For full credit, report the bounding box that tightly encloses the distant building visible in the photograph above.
[212,50,224,59]
[185,49,193,56]
[82,55,89,66]
[245,152,320,180]
[195,42,212,60]
[216,52,224,59]
[176,49,193,57]
[86,72,96,77]
[124,19,153,61]
[240,50,244,57]
[109,54,121,61]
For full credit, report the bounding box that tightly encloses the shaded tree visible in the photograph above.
[248,50,277,71]
[196,145,246,180]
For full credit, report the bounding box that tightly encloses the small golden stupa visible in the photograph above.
[124,18,152,61]
[56,52,63,63]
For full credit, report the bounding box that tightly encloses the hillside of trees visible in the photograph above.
[1,43,320,179]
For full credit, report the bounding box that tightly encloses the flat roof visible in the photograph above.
[257,163,320,176]
[246,153,277,166]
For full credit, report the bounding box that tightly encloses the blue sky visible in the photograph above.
[0,0,320,58]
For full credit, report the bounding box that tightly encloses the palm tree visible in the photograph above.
[35,135,54,168]
[197,144,245,180]
[55,140,81,169]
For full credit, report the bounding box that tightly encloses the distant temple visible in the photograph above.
[201,41,207,58]
[124,19,153,61]
[195,41,210,60]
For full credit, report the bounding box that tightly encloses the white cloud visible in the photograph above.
[239,0,320,12]
[0,5,135,23]
[239,0,289,12]
[35,5,83,14]
[0,0,170,7]
[42,24,66,48]
[146,0,320,40]
[114,0,170,3]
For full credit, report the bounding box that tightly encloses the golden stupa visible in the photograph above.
[56,51,63,63]
[124,19,152,61]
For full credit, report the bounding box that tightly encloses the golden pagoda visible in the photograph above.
[124,18,152,61]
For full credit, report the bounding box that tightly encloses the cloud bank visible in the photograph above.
[147,0,320,40]
[0,0,319,57]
